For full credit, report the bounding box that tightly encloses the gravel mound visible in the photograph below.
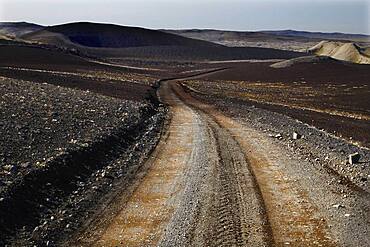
[270,55,336,68]
[309,41,370,64]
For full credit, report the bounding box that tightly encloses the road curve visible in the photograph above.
[71,76,370,246]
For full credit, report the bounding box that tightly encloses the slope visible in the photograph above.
[22,22,220,49]
[0,22,43,38]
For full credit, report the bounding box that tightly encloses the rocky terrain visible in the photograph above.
[182,80,370,191]
[0,21,369,246]
[0,67,166,246]
[191,59,370,147]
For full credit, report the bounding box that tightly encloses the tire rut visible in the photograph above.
[177,81,339,246]
[209,122,264,246]
[167,81,272,246]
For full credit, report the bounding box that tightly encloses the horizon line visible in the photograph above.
[1,20,370,36]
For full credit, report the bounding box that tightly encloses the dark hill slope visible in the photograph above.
[0,45,135,73]
[23,22,220,48]
[22,22,306,61]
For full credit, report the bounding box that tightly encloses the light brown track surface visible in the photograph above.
[71,75,353,247]
[172,83,337,247]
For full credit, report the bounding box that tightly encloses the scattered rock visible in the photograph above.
[69,139,78,144]
[348,153,360,165]
[33,226,40,233]
[3,164,17,173]
[292,132,302,140]
[332,204,345,209]
[275,133,282,139]
[20,162,31,168]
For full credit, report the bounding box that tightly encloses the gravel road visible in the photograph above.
[71,70,370,246]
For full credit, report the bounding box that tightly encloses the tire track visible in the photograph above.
[159,81,272,246]
[206,119,272,246]
[176,82,338,246]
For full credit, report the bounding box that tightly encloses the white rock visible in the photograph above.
[348,153,360,165]
[332,204,344,209]
[293,132,301,140]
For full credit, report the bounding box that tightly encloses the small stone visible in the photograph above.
[20,162,31,168]
[293,132,302,140]
[348,153,360,165]
[69,139,77,144]
[275,133,282,139]
[332,204,344,209]
[3,165,16,173]
[0,198,4,202]
[344,213,351,217]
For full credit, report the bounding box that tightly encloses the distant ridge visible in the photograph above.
[164,29,370,52]
[0,22,43,38]
[262,30,370,42]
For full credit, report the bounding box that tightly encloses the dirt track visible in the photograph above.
[71,75,370,246]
